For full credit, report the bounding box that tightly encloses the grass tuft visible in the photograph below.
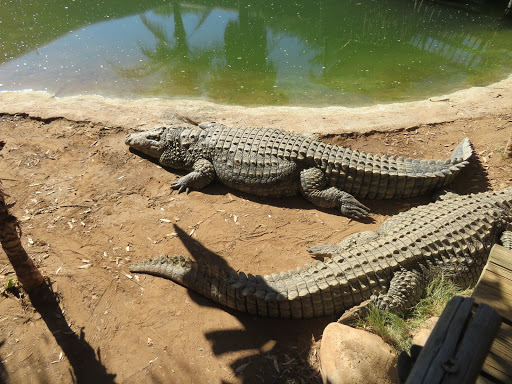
[355,273,473,353]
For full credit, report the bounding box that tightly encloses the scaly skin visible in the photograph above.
[125,124,473,219]
[130,188,512,319]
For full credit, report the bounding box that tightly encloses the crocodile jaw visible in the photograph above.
[125,127,167,159]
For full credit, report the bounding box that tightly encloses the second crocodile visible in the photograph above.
[130,188,512,318]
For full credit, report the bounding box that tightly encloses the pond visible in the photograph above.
[1,0,511,106]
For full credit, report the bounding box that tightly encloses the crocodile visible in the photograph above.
[129,188,512,319]
[125,124,473,219]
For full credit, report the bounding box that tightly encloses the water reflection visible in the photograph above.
[0,0,511,106]
[208,1,287,104]
[112,1,214,97]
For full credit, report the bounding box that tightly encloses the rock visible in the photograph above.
[319,322,398,384]
[412,316,439,346]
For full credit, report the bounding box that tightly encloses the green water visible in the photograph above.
[1,0,511,106]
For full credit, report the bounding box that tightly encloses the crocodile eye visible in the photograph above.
[146,127,165,141]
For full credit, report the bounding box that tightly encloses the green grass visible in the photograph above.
[355,273,473,353]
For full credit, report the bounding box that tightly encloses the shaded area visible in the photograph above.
[449,151,491,194]
[173,224,329,383]
[0,185,116,383]
[26,282,117,383]
[0,340,7,384]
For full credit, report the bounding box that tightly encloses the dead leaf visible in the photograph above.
[235,362,251,374]
[273,358,280,373]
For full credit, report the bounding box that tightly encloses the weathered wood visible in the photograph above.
[473,245,512,320]
[403,297,501,384]
[472,243,512,383]
[481,322,512,382]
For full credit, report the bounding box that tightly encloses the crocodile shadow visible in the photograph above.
[449,152,490,194]
[172,224,330,383]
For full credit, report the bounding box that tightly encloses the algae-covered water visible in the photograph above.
[1,0,511,106]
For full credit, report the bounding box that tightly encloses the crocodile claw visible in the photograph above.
[171,179,191,194]
[339,194,370,219]
[172,184,191,194]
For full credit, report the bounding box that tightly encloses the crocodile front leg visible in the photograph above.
[171,159,215,193]
[308,230,379,258]
[299,168,370,219]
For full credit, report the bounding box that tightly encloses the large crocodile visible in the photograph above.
[125,124,473,219]
[130,188,512,318]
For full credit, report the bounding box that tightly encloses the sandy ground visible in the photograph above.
[0,89,511,384]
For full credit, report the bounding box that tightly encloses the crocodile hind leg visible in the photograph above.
[373,269,427,312]
[299,167,370,219]
[171,159,215,193]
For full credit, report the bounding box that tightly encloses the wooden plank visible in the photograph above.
[485,246,512,273]
[473,273,512,320]
[473,245,512,320]
[473,244,512,383]
[485,262,512,282]
[476,375,495,384]
[481,323,512,382]
[404,297,501,383]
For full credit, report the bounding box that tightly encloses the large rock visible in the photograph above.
[319,322,398,384]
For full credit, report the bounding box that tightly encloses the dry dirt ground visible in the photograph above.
[0,112,511,384]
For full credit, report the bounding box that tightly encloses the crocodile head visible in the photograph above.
[126,127,191,169]
[125,127,168,159]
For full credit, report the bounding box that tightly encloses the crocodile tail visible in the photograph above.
[450,137,473,162]
[414,136,474,192]
[394,137,473,199]
[130,255,233,306]
[326,137,474,200]
[129,255,292,318]
[130,256,345,319]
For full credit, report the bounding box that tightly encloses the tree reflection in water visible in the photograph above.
[114,0,288,104]
[112,1,216,97]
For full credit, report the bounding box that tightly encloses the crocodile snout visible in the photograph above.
[125,133,133,145]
